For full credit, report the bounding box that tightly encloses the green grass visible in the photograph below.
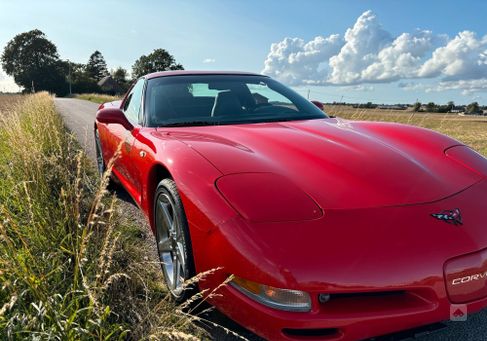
[0,93,208,340]
[74,93,121,104]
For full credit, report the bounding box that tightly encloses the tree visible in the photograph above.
[64,61,100,94]
[466,102,480,115]
[112,67,127,84]
[436,101,455,114]
[447,101,455,112]
[131,48,183,79]
[413,102,421,112]
[86,50,109,81]
[1,29,67,95]
[111,67,129,93]
[425,102,436,112]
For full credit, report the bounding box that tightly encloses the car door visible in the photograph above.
[114,78,145,197]
[129,80,167,202]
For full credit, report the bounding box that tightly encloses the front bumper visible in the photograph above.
[212,281,487,340]
[195,179,487,340]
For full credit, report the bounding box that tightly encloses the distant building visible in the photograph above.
[450,106,465,113]
[97,76,122,95]
[377,104,407,110]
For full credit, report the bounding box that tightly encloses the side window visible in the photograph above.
[123,79,145,124]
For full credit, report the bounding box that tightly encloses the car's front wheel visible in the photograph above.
[154,179,195,302]
[94,129,106,176]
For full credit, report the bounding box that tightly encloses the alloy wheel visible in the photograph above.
[155,191,187,296]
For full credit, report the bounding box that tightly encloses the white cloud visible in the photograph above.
[340,84,375,92]
[0,71,18,93]
[262,10,487,90]
[361,30,445,82]
[399,78,487,95]
[418,31,487,80]
[428,79,487,95]
[203,58,216,63]
[328,10,392,84]
[397,81,426,91]
[262,34,343,85]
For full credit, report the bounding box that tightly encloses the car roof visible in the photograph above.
[144,70,266,80]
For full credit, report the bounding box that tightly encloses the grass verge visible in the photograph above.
[74,93,121,104]
[0,93,207,340]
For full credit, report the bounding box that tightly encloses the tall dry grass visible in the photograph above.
[0,93,214,340]
[0,94,23,113]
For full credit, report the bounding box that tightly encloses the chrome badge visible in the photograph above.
[431,208,463,226]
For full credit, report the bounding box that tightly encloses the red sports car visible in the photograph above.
[94,71,487,340]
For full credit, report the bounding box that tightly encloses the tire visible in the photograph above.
[94,129,106,176]
[94,129,119,190]
[154,178,196,302]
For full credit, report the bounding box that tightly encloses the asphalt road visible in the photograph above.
[55,97,99,160]
[55,98,487,341]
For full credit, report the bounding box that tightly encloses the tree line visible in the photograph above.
[412,101,483,115]
[1,29,184,96]
[340,101,484,115]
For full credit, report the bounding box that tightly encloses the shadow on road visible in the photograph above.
[109,182,137,206]
[189,302,263,341]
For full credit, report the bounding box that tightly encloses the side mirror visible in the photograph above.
[311,100,336,118]
[311,100,324,111]
[96,107,133,131]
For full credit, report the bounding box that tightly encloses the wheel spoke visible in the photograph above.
[172,255,180,289]
[158,238,172,253]
[158,200,174,232]
[155,214,167,248]
[176,243,186,272]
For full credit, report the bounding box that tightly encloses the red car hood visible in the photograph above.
[162,118,482,209]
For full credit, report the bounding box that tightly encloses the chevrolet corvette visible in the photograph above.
[94,71,487,340]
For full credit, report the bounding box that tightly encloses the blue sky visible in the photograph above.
[1,0,486,105]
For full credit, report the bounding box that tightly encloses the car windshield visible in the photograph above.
[144,75,328,127]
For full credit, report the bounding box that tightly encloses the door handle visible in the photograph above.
[123,133,134,152]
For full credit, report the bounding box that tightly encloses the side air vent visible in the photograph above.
[282,327,341,339]
[318,289,437,318]
[327,290,407,300]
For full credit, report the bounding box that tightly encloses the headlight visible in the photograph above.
[216,172,322,222]
[230,276,311,312]
[445,145,487,177]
